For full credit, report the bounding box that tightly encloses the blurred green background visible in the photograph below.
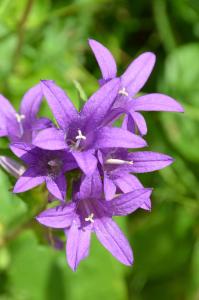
[0,0,199,299]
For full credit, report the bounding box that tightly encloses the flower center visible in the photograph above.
[71,129,86,150]
[47,159,62,177]
[118,87,129,97]
[15,113,25,123]
[106,158,133,165]
[85,213,94,223]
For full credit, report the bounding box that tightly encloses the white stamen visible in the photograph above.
[85,213,94,223]
[48,160,60,167]
[118,87,128,97]
[106,158,133,165]
[15,113,25,123]
[75,129,86,141]
[73,129,86,150]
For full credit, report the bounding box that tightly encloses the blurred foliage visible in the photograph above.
[0,0,199,299]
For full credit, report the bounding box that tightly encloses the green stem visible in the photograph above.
[153,0,177,52]
[11,0,34,72]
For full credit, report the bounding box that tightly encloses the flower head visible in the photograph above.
[98,148,174,209]
[0,84,52,143]
[89,39,184,135]
[33,79,147,175]
[36,170,152,271]
[11,143,77,201]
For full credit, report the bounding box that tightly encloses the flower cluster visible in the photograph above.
[0,39,183,271]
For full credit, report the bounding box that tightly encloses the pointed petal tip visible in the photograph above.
[40,80,55,89]
[122,252,134,266]
[160,154,175,166]
[88,38,94,44]
[69,263,78,272]
[127,258,134,266]
[40,79,54,84]
[170,102,184,113]
[178,105,184,113]
[88,38,99,46]
[144,51,156,62]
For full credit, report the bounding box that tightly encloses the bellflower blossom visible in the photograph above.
[11,143,77,201]
[0,84,52,143]
[33,79,147,175]
[98,148,174,209]
[36,170,152,271]
[88,39,184,135]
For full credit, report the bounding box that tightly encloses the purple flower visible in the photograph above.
[0,84,52,143]
[98,148,174,210]
[33,79,147,175]
[88,39,184,135]
[36,170,152,271]
[11,143,77,201]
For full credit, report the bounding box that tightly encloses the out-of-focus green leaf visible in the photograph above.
[159,44,199,162]
[6,219,129,300]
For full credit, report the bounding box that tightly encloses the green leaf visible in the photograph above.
[159,44,199,162]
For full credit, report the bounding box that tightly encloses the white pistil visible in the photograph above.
[74,129,86,150]
[106,158,133,165]
[15,113,25,123]
[118,87,128,97]
[75,129,86,141]
[85,213,94,223]
[48,160,59,167]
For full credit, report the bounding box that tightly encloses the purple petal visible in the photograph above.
[72,150,97,175]
[0,94,16,117]
[31,117,53,131]
[0,125,7,137]
[104,174,116,200]
[94,217,133,265]
[40,80,78,130]
[129,111,147,136]
[132,93,184,112]
[46,174,67,201]
[33,128,66,150]
[93,127,147,149]
[10,142,33,158]
[114,173,151,211]
[66,221,91,271]
[88,39,117,80]
[79,169,102,200]
[0,95,18,137]
[114,173,143,193]
[122,115,136,133]
[81,78,120,130]
[19,84,43,120]
[36,202,75,228]
[121,52,156,96]
[126,151,174,173]
[62,156,78,172]
[102,107,124,126]
[106,188,152,216]
[13,168,45,193]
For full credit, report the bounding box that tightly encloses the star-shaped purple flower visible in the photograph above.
[11,143,77,201]
[0,84,52,143]
[36,170,152,271]
[98,148,174,210]
[88,39,184,135]
[33,79,147,175]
